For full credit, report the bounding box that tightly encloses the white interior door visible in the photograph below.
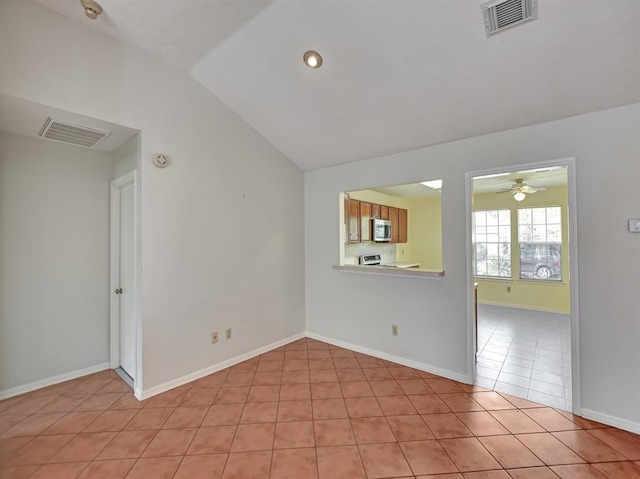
[118,183,135,380]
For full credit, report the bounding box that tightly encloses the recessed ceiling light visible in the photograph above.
[303,51,323,69]
[420,179,442,190]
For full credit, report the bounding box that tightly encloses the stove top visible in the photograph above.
[359,254,381,265]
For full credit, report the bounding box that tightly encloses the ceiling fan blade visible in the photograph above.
[496,189,515,194]
[521,186,537,193]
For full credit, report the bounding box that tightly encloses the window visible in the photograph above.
[518,206,562,281]
[473,209,511,278]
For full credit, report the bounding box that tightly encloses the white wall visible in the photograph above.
[306,104,640,430]
[0,0,306,394]
[0,132,113,392]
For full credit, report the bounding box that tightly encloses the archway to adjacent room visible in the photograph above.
[465,158,580,413]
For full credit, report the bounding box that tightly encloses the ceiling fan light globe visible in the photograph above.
[514,191,526,202]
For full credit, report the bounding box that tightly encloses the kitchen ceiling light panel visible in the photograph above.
[421,179,443,190]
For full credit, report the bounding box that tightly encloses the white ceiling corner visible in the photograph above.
[33,0,640,171]
[33,0,278,69]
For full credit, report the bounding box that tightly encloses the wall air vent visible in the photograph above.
[482,0,538,36]
[39,117,111,148]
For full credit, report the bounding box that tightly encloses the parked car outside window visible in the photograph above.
[519,243,561,280]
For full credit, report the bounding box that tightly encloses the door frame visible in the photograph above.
[465,157,581,413]
[109,170,141,393]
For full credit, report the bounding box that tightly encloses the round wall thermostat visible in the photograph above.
[153,154,168,168]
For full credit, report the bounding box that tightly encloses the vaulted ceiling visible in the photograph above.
[35,0,640,171]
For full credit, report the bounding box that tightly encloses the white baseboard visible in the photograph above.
[478,300,570,315]
[580,408,640,435]
[138,332,306,400]
[306,332,470,384]
[0,362,110,400]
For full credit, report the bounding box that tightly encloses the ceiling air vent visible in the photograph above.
[39,117,111,148]
[482,0,538,36]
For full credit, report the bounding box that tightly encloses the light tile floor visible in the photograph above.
[475,304,572,411]
[2,337,640,479]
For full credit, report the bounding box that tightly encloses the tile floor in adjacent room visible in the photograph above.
[475,304,573,411]
[2,337,640,479]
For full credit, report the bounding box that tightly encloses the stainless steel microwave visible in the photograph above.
[373,219,392,242]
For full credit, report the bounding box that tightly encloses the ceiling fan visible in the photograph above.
[498,178,546,202]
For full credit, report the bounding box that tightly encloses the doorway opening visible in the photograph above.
[110,170,141,395]
[0,93,142,400]
[466,158,580,413]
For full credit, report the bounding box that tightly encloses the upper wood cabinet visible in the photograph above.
[389,207,400,243]
[345,198,408,244]
[398,208,408,243]
[347,198,360,243]
[360,202,372,242]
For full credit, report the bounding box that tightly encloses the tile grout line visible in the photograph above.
[477,306,571,410]
[4,337,639,479]
[169,395,211,478]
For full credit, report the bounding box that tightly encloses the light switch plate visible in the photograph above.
[629,218,640,233]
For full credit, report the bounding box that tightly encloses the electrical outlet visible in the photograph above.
[507,286,511,293]
[392,325,398,336]
[226,328,232,340]
[211,331,219,344]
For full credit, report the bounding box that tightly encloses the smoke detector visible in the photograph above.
[81,0,103,20]
[482,0,538,36]
[153,154,169,168]
[39,118,111,148]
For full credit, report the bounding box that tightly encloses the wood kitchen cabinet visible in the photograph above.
[398,208,408,243]
[360,202,372,242]
[389,207,399,243]
[388,207,408,244]
[347,198,360,244]
[345,197,407,244]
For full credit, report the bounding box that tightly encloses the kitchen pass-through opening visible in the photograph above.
[340,180,444,271]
